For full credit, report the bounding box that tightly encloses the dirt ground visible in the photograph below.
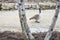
[0,31,60,40]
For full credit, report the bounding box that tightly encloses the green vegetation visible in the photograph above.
[40,5,56,10]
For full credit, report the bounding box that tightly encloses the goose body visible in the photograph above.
[29,14,40,23]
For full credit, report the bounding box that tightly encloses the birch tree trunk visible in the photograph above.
[44,0,60,40]
[17,0,35,40]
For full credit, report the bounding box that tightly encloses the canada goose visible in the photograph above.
[29,14,40,23]
[29,7,41,23]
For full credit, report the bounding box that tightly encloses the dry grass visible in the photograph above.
[0,31,60,40]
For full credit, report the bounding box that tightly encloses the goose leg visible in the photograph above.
[35,20,40,23]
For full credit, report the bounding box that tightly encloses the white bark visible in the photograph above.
[17,0,35,40]
[44,0,60,40]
